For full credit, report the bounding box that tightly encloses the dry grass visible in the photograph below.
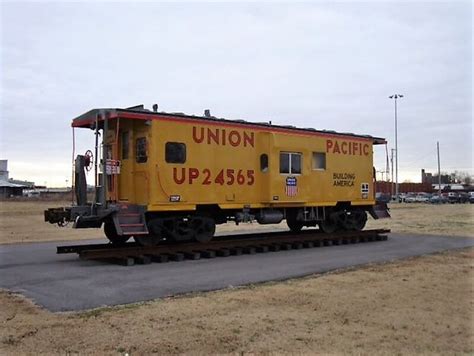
[0,201,473,245]
[0,201,103,244]
[1,249,472,354]
[1,200,473,354]
[367,203,474,237]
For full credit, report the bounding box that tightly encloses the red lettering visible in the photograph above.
[237,170,245,185]
[207,128,219,145]
[226,169,235,185]
[202,168,211,185]
[221,128,226,146]
[247,170,255,185]
[363,144,369,155]
[192,126,255,148]
[229,130,241,147]
[326,139,370,155]
[243,132,254,148]
[173,167,186,184]
[326,140,333,153]
[353,142,359,155]
[341,141,348,154]
[174,168,257,186]
[189,168,199,184]
[192,126,204,143]
[215,169,225,185]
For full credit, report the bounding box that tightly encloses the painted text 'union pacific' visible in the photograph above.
[192,126,255,148]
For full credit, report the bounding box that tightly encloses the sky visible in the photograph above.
[1,1,472,187]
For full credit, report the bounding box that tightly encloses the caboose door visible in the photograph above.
[257,132,272,203]
[268,134,304,203]
[118,128,133,201]
[103,118,120,202]
[132,124,150,205]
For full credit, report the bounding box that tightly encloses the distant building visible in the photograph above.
[0,160,8,181]
[8,178,35,187]
[421,169,433,184]
[376,181,433,194]
[421,169,455,185]
[432,183,470,192]
[0,160,33,199]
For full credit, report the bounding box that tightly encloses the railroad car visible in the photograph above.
[45,105,390,246]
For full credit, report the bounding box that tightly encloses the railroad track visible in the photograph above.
[57,229,390,266]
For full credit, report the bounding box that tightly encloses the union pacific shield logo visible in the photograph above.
[285,177,298,197]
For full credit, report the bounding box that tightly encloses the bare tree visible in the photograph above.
[431,171,473,185]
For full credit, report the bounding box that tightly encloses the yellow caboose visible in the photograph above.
[45,105,389,246]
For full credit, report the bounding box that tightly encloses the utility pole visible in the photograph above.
[437,141,441,196]
[389,94,404,202]
[390,148,395,198]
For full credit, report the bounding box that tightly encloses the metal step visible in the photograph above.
[117,214,142,224]
[122,230,149,236]
[118,221,148,233]
[114,204,149,235]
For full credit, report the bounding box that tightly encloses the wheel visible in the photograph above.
[352,211,367,231]
[104,220,130,245]
[319,218,337,233]
[339,210,367,231]
[134,234,161,246]
[287,219,303,232]
[286,209,303,233]
[134,218,164,246]
[194,217,216,243]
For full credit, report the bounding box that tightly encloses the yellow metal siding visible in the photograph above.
[115,118,376,211]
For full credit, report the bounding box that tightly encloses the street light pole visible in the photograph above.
[437,141,441,196]
[389,94,403,202]
[390,148,395,197]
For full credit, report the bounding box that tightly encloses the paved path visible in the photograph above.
[0,233,472,312]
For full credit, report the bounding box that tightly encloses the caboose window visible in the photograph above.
[136,137,147,163]
[121,131,129,159]
[280,153,290,174]
[260,154,269,172]
[165,142,186,164]
[292,154,301,174]
[279,152,301,174]
[312,152,326,170]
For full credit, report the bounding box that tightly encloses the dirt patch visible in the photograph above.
[1,249,472,354]
[1,201,473,245]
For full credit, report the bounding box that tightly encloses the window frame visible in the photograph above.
[121,131,130,159]
[135,137,148,163]
[312,151,326,171]
[260,153,269,173]
[279,152,302,175]
[165,142,187,164]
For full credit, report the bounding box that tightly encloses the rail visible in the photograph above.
[57,229,390,266]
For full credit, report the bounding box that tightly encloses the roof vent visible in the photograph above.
[152,104,158,112]
[126,104,145,111]
[204,109,211,118]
